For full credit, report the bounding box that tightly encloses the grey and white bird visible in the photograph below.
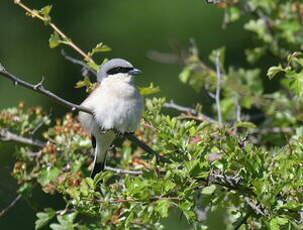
[78,58,144,178]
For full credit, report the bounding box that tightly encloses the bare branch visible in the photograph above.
[215,51,223,125]
[0,66,92,115]
[83,196,182,204]
[61,50,97,77]
[0,194,22,217]
[164,100,218,124]
[104,166,143,175]
[0,129,45,148]
[124,133,170,163]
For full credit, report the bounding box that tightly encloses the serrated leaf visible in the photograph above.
[37,167,61,187]
[35,208,56,230]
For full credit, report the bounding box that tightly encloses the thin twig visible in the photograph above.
[61,50,97,77]
[104,166,143,175]
[244,197,267,216]
[164,100,218,124]
[14,1,95,64]
[83,196,182,204]
[0,194,22,217]
[0,129,45,148]
[124,133,170,163]
[215,51,223,125]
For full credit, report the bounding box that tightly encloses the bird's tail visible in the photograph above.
[90,131,115,178]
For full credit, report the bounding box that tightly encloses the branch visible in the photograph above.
[104,166,143,175]
[14,1,96,64]
[0,194,22,217]
[83,196,182,204]
[61,50,97,77]
[0,129,45,148]
[124,133,170,163]
[164,100,218,124]
[0,65,92,115]
[215,51,223,125]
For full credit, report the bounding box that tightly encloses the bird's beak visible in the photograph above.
[128,68,143,76]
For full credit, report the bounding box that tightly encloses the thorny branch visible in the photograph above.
[0,129,45,148]
[0,64,92,114]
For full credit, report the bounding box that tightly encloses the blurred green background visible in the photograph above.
[0,0,252,229]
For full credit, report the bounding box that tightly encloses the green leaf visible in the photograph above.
[40,5,52,17]
[285,71,303,96]
[88,43,111,57]
[236,121,257,130]
[49,32,61,48]
[74,76,92,89]
[269,216,289,230]
[35,208,56,230]
[267,65,284,79]
[37,167,61,187]
[155,200,170,218]
[201,185,216,195]
[139,83,160,96]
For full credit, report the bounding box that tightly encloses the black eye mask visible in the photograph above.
[106,67,134,75]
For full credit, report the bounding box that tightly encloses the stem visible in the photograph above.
[14,1,96,64]
[215,51,223,125]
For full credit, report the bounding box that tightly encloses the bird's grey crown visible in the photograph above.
[97,58,134,81]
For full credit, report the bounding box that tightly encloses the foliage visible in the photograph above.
[1,0,303,229]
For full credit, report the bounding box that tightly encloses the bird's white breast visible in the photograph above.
[79,74,143,134]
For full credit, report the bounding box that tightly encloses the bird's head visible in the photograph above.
[97,58,142,82]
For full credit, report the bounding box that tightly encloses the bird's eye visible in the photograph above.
[107,67,133,75]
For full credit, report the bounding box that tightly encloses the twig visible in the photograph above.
[61,50,97,77]
[14,1,96,64]
[164,100,218,124]
[0,66,92,114]
[0,129,45,148]
[215,51,223,125]
[104,166,143,175]
[124,133,170,163]
[83,196,182,204]
[244,197,267,216]
[236,97,241,123]
[0,194,22,217]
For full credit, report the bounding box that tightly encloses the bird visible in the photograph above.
[78,58,144,178]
